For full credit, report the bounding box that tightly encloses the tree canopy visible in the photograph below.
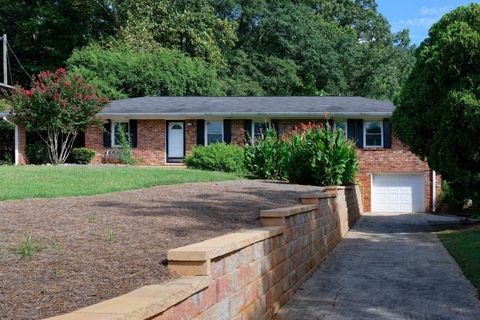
[1,0,415,100]
[392,4,480,206]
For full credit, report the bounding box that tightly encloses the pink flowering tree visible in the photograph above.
[10,68,108,164]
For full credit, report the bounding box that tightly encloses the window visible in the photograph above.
[252,120,271,142]
[364,121,383,147]
[112,121,129,147]
[205,120,223,145]
[335,121,348,137]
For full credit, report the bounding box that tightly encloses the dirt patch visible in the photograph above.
[0,180,322,319]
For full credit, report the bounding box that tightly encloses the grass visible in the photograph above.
[0,166,242,201]
[438,227,480,295]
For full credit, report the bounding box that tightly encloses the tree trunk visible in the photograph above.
[41,127,78,165]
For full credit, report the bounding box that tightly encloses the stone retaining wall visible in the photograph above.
[48,186,363,320]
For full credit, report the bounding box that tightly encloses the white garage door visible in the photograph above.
[372,174,425,213]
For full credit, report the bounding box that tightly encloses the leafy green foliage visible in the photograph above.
[68,44,224,99]
[185,143,245,174]
[69,148,96,165]
[25,143,49,165]
[10,68,108,164]
[244,130,286,180]
[3,0,414,100]
[244,125,359,186]
[0,0,115,84]
[116,125,135,165]
[0,120,14,164]
[392,4,480,207]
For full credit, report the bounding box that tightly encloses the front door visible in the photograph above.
[167,121,184,162]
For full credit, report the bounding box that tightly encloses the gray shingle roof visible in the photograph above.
[100,96,395,118]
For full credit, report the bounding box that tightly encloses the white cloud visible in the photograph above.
[419,6,450,16]
[399,17,438,28]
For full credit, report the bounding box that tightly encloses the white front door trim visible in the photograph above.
[167,121,185,161]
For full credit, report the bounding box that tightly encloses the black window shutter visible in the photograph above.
[103,120,111,148]
[383,119,392,148]
[347,119,364,148]
[223,120,232,143]
[355,119,364,148]
[347,119,356,141]
[129,120,138,148]
[271,120,280,137]
[244,120,252,142]
[197,120,205,145]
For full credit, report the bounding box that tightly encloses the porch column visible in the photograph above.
[15,124,27,165]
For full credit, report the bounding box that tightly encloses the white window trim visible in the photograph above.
[204,120,224,146]
[251,119,271,143]
[334,120,348,137]
[363,121,383,148]
[111,121,130,148]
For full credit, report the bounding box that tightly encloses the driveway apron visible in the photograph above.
[274,212,480,320]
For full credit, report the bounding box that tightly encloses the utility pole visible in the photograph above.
[2,34,6,86]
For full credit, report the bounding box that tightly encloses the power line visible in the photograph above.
[7,40,32,81]
[7,46,12,85]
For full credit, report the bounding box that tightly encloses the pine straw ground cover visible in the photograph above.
[0,180,323,320]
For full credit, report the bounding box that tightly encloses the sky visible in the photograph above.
[376,0,480,45]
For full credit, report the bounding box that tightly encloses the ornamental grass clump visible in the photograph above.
[244,123,358,186]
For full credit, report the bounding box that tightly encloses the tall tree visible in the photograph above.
[392,4,480,206]
[0,0,116,85]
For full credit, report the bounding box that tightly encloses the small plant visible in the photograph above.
[106,229,116,244]
[117,125,136,165]
[25,142,49,164]
[18,235,34,257]
[69,147,96,164]
[50,240,61,252]
[0,153,13,165]
[185,143,245,174]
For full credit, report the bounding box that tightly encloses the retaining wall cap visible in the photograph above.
[167,227,283,261]
[301,193,337,200]
[260,204,318,218]
[45,276,211,320]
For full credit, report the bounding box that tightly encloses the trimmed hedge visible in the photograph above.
[25,143,49,165]
[185,143,245,174]
[70,148,96,164]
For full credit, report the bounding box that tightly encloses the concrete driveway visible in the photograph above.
[274,212,480,320]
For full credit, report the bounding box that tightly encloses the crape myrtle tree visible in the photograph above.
[10,68,108,165]
[392,4,480,207]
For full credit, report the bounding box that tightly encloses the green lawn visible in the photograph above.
[0,166,242,201]
[438,228,480,295]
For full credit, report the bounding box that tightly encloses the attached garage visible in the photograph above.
[372,174,425,213]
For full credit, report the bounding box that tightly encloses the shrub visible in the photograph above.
[283,124,358,186]
[185,143,245,174]
[244,129,286,180]
[25,142,49,165]
[117,125,136,165]
[69,148,96,164]
[244,124,359,186]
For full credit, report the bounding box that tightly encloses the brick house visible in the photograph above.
[1,96,440,213]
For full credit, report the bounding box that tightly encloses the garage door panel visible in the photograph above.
[372,174,425,213]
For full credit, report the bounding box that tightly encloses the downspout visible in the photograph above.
[2,116,19,165]
[432,170,436,213]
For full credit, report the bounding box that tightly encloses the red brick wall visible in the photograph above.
[86,120,167,165]
[84,117,439,211]
[232,120,245,146]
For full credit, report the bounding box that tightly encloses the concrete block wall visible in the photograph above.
[47,187,363,320]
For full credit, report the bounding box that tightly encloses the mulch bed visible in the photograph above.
[0,180,322,320]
